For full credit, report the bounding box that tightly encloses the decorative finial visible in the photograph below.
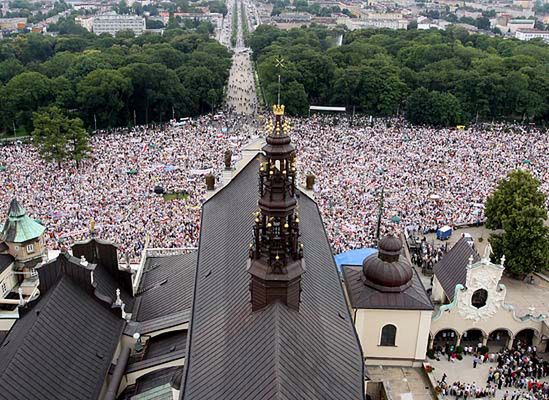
[18,287,24,305]
[500,254,506,267]
[467,255,474,268]
[273,104,285,116]
[80,255,88,267]
[115,288,122,306]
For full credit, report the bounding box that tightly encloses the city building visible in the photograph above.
[0,17,26,30]
[0,199,46,325]
[75,15,94,32]
[516,28,549,42]
[505,18,535,32]
[513,0,532,9]
[92,12,145,36]
[157,11,223,31]
[344,13,409,30]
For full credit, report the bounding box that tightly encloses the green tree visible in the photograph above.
[31,107,68,167]
[0,59,24,83]
[77,69,131,128]
[406,88,462,126]
[32,106,90,167]
[485,170,547,230]
[486,170,549,277]
[3,71,52,132]
[66,116,90,167]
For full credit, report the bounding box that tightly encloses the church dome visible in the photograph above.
[378,235,402,258]
[362,235,413,293]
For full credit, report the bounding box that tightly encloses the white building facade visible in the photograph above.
[92,12,145,36]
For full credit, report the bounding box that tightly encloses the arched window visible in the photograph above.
[471,289,488,309]
[380,324,397,346]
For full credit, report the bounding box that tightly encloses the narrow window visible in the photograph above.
[380,324,397,346]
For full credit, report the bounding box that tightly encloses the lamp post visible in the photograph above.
[375,167,386,243]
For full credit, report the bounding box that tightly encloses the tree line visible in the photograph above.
[0,27,232,135]
[249,25,549,126]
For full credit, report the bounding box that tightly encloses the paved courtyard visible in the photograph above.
[430,355,549,400]
[368,366,435,400]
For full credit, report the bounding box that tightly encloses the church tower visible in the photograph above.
[1,199,46,273]
[247,105,305,312]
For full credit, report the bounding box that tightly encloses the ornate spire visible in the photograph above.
[247,105,305,312]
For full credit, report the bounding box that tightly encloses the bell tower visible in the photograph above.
[247,105,305,312]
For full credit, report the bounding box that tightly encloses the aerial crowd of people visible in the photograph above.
[290,115,549,253]
[438,344,549,400]
[1,114,251,260]
[0,112,548,261]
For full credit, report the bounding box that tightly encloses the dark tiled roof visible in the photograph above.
[0,276,125,400]
[181,156,365,400]
[433,237,480,301]
[72,239,134,311]
[0,241,8,252]
[133,252,197,322]
[94,261,135,312]
[0,254,14,275]
[343,264,433,310]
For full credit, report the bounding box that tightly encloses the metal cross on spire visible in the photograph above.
[275,57,285,106]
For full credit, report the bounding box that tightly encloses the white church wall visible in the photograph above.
[356,308,432,367]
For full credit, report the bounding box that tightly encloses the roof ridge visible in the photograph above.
[274,303,282,400]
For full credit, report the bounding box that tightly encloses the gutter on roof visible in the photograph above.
[103,346,131,400]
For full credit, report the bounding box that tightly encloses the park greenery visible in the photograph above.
[0,27,231,135]
[241,1,250,45]
[485,170,549,278]
[32,106,90,167]
[250,25,549,125]
[231,0,238,47]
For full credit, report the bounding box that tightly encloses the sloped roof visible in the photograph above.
[1,198,45,243]
[342,263,433,310]
[0,276,124,400]
[433,237,480,301]
[133,252,196,322]
[180,156,365,400]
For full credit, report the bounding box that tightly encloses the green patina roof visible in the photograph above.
[1,199,45,243]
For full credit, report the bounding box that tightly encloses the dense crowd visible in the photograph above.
[225,50,258,115]
[1,114,251,260]
[290,115,549,253]
[1,113,547,261]
[438,344,549,400]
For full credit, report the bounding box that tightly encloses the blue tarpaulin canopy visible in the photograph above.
[334,248,377,271]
